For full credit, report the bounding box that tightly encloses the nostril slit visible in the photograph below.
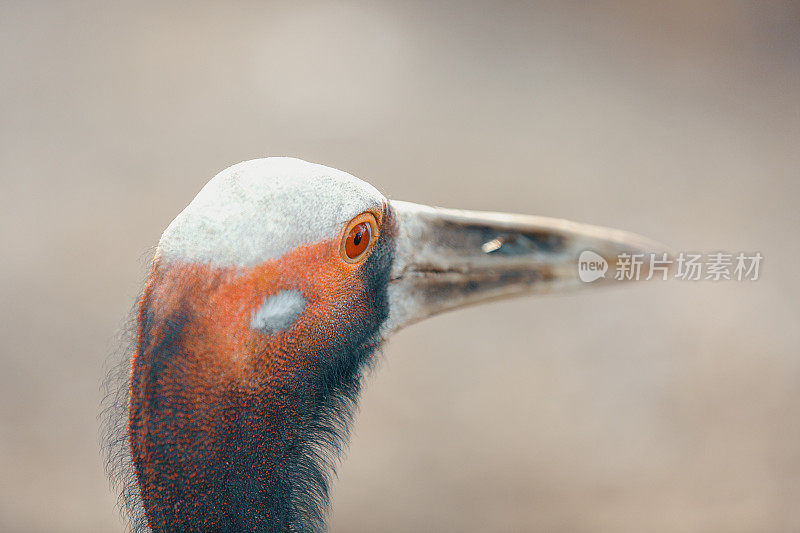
[482,238,503,254]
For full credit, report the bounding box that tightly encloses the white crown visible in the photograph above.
[158,157,386,267]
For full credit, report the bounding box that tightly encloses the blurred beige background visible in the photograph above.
[1,1,799,532]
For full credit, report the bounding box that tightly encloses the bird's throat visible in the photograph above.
[128,252,388,532]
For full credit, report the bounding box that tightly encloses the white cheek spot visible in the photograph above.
[251,290,307,334]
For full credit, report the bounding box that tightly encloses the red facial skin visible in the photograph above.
[128,222,386,531]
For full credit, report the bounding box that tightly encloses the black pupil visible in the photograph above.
[353,230,363,246]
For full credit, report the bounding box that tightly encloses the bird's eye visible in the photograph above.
[341,212,379,263]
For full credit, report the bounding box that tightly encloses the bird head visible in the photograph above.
[122,157,661,532]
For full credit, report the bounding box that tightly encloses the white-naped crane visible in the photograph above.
[103,157,661,532]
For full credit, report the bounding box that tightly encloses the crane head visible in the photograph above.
[119,157,662,532]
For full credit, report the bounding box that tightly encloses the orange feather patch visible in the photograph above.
[129,237,379,531]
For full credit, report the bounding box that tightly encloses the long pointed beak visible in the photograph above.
[385,200,668,332]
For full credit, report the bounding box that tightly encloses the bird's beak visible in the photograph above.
[384,200,668,333]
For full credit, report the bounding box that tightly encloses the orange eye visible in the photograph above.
[341,212,379,263]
